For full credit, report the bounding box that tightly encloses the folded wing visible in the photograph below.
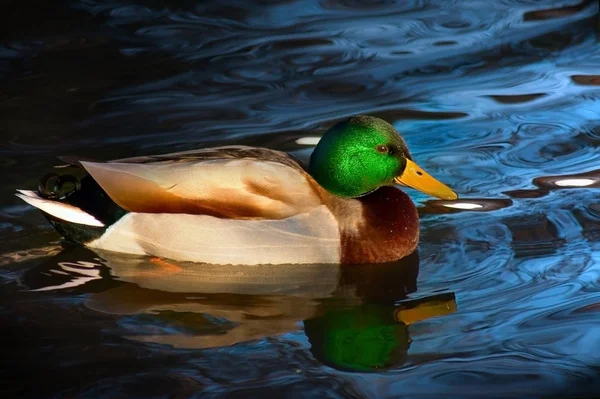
[80,147,323,219]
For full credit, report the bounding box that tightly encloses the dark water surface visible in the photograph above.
[3,0,600,397]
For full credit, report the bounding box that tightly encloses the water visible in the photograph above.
[3,0,600,397]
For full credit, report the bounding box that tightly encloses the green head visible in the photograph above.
[309,115,457,200]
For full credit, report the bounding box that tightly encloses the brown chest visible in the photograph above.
[326,187,420,264]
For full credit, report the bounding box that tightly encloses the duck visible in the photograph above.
[16,115,457,265]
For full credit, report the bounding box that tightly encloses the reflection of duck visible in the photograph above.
[304,294,456,372]
[25,248,456,373]
[90,249,421,299]
[305,304,410,372]
[16,116,456,265]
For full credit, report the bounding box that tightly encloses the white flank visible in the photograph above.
[88,205,341,265]
[15,191,105,227]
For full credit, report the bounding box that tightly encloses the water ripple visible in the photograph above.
[4,0,600,397]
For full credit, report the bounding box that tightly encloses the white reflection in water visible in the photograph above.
[295,137,321,145]
[554,178,596,187]
[29,261,103,292]
[443,202,484,210]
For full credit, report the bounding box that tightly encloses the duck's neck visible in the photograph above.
[326,186,420,264]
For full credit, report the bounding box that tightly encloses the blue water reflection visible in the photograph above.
[4,0,600,397]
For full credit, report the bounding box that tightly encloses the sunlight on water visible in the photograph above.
[442,202,484,210]
[554,178,597,186]
[3,0,600,397]
[295,137,322,146]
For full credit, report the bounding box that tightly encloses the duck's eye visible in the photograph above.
[376,145,389,154]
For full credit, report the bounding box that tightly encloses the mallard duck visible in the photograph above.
[16,115,457,265]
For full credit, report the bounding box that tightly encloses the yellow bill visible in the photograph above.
[394,296,457,325]
[394,159,458,200]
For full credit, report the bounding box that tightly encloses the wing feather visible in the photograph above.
[80,147,323,219]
